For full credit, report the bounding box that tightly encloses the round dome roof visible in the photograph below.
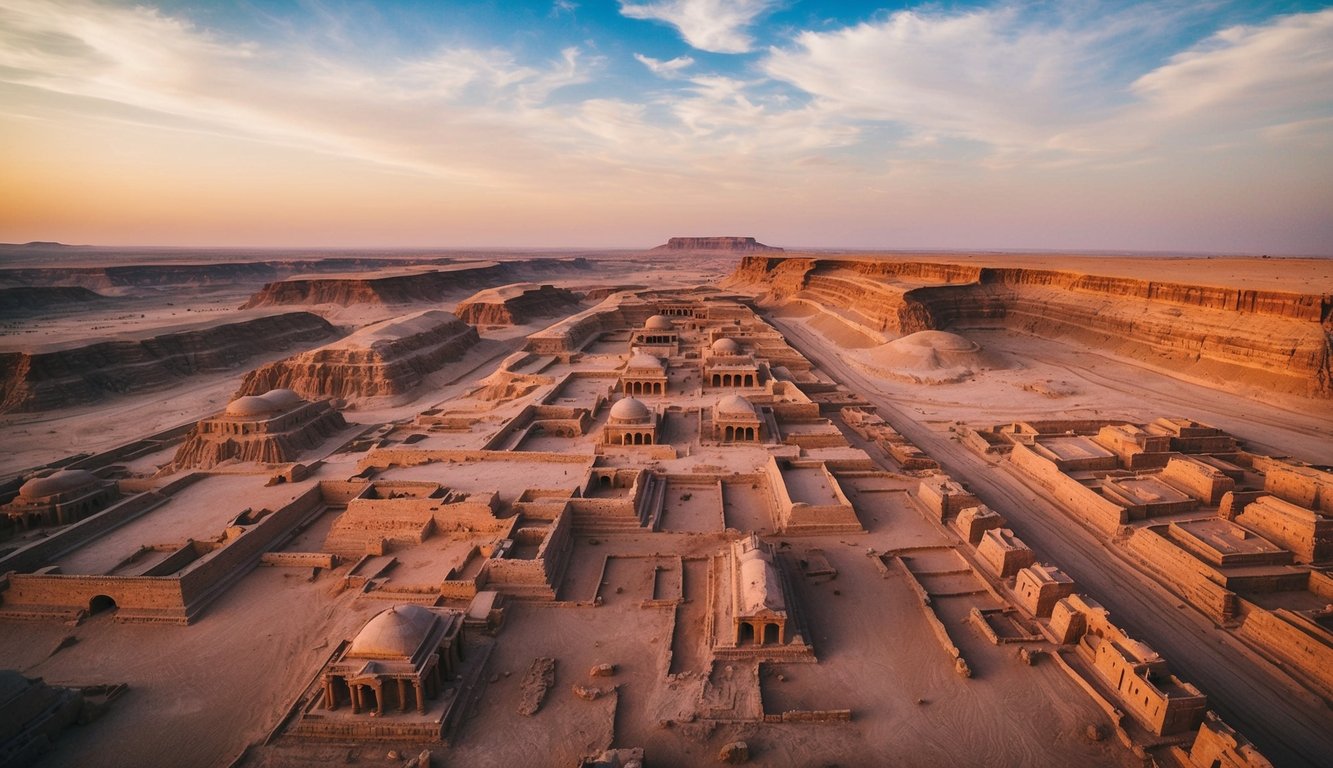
[19,469,99,499]
[348,605,439,659]
[711,338,741,355]
[716,394,754,416]
[626,353,663,370]
[609,396,652,423]
[225,395,282,418]
[260,388,304,409]
[644,314,674,331]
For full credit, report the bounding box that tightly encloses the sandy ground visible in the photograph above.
[0,252,1328,768]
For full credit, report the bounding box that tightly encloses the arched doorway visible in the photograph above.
[89,595,117,614]
[763,623,780,645]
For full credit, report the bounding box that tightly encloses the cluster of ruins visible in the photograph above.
[2,248,1328,768]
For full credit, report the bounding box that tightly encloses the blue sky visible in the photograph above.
[1,0,1331,252]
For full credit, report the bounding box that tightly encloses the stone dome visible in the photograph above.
[18,469,98,499]
[626,353,663,370]
[260,388,304,409]
[711,338,741,355]
[348,605,439,659]
[644,314,674,331]
[225,395,282,418]
[609,397,652,423]
[716,394,754,416]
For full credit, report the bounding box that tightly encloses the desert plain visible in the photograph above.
[0,239,1329,768]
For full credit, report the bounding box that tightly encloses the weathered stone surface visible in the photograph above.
[728,256,1333,397]
[653,237,783,253]
[455,283,583,326]
[518,657,556,716]
[237,310,479,401]
[718,741,749,763]
[0,312,337,413]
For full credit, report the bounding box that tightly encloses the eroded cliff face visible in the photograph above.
[0,312,337,413]
[236,310,480,400]
[455,284,583,326]
[730,256,1333,398]
[241,258,591,308]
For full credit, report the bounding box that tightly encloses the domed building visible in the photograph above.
[603,396,658,446]
[620,352,667,396]
[321,605,465,717]
[705,335,760,389]
[632,313,680,353]
[4,468,120,529]
[710,337,742,356]
[173,388,348,469]
[713,394,762,442]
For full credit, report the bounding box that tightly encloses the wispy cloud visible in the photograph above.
[762,5,1333,165]
[633,53,694,78]
[619,0,777,54]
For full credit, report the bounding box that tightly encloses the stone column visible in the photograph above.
[398,678,409,713]
[415,679,426,714]
[350,684,361,714]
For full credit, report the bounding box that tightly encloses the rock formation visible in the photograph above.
[455,283,583,325]
[728,256,1333,397]
[236,310,479,401]
[0,286,106,315]
[172,389,348,468]
[242,258,591,307]
[0,312,337,413]
[652,237,783,252]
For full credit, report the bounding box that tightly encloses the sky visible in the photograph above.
[0,0,1331,253]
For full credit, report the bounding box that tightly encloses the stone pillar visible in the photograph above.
[415,679,426,714]
[398,678,409,713]
[324,679,337,710]
[350,684,361,714]
[374,682,384,716]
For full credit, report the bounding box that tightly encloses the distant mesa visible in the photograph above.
[455,283,583,326]
[242,259,591,308]
[652,237,783,253]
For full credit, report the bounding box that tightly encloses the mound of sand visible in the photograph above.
[854,330,1004,384]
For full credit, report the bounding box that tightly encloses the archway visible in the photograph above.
[738,622,755,645]
[763,623,780,645]
[88,595,117,614]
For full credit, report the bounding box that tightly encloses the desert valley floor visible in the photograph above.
[0,241,1330,768]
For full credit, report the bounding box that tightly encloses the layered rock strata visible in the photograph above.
[242,258,590,307]
[236,310,480,401]
[0,312,337,413]
[729,256,1332,397]
[0,286,106,314]
[172,389,348,468]
[653,237,783,252]
[455,283,583,325]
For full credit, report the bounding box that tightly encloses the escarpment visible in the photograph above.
[236,310,480,401]
[730,256,1332,398]
[0,312,337,413]
[241,258,591,307]
[0,286,107,315]
[455,283,583,326]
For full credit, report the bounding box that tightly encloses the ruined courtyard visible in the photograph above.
[0,244,1330,768]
